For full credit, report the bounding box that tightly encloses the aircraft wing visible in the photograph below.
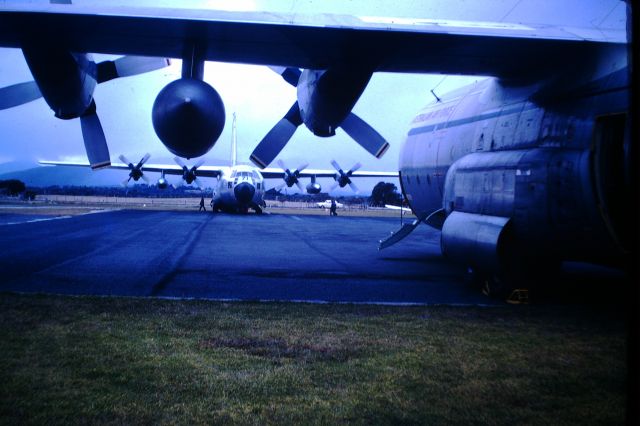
[0,4,626,79]
[260,167,398,179]
[39,160,225,178]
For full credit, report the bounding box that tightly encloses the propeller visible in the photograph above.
[250,102,303,169]
[340,113,390,159]
[174,156,205,189]
[0,81,42,110]
[119,153,151,186]
[275,159,308,192]
[250,68,302,169]
[330,160,361,193]
[250,66,389,169]
[0,55,170,169]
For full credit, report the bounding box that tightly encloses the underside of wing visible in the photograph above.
[0,4,626,80]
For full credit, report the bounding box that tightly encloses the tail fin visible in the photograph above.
[231,112,237,167]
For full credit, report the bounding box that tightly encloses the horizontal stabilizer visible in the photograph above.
[0,80,42,110]
[341,112,390,158]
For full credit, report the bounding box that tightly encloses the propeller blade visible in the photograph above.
[275,182,287,191]
[348,182,359,193]
[174,156,187,169]
[331,160,343,173]
[268,66,302,86]
[79,101,111,170]
[330,181,340,192]
[194,177,204,189]
[295,181,304,192]
[97,56,171,83]
[141,174,150,184]
[139,153,151,166]
[119,154,133,167]
[121,177,130,187]
[276,159,288,171]
[250,102,302,169]
[193,158,205,169]
[349,162,362,174]
[341,112,390,158]
[0,81,42,110]
[295,163,309,174]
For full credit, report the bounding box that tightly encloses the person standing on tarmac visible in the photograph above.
[330,199,338,216]
[199,195,206,212]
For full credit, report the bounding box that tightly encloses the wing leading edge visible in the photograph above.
[39,160,397,180]
[38,160,224,178]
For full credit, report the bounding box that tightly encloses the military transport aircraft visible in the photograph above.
[41,113,398,213]
[0,3,633,291]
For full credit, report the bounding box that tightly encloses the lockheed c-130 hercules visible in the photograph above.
[0,2,634,293]
[41,114,398,214]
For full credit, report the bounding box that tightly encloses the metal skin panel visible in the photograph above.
[442,148,615,262]
[441,211,510,271]
[400,45,629,267]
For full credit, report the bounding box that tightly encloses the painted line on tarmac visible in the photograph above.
[0,209,120,226]
[1,215,73,226]
[289,215,303,221]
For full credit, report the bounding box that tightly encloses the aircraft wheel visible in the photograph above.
[468,268,511,299]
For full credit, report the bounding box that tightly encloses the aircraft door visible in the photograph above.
[592,113,631,252]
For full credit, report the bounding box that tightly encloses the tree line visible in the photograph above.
[1,180,404,206]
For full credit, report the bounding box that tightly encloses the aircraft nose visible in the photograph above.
[234,182,255,204]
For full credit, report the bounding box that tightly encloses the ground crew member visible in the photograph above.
[330,199,338,216]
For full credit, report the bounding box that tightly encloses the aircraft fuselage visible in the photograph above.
[400,44,630,276]
[211,165,265,214]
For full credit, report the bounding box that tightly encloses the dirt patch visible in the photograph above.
[200,336,361,362]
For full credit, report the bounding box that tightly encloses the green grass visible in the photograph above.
[0,294,627,425]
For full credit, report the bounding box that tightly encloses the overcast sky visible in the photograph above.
[0,0,626,191]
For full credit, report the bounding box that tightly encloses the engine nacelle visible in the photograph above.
[157,176,168,189]
[21,45,96,119]
[306,181,321,194]
[152,78,225,159]
[297,68,372,136]
[441,212,511,271]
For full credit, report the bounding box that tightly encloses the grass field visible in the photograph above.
[0,294,627,425]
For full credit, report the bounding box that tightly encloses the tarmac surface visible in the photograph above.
[0,208,628,306]
[0,208,500,305]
